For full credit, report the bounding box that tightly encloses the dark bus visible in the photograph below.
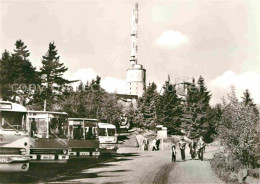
[67,118,100,158]
[27,111,69,163]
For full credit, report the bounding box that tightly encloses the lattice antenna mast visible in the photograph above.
[130,3,138,67]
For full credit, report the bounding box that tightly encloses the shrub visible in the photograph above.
[210,151,242,183]
[217,88,260,169]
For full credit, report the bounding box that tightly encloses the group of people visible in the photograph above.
[171,136,206,162]
[140,138,160,151]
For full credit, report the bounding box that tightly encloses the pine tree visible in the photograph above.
[182,76,211,139]
[14,39,30,60]
[137,82,158,129]
[35,42,71,110]
[242,89,259,116]
[156,75,183,134]
[203,104,222,143]
[0,40,38,105]
[0,50,13,100]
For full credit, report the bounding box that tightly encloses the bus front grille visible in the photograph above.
[70,148,97,152]
[0,148,20,155]
[30,149,64,154]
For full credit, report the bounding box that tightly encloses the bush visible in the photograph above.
[210,151,242,183]
[211,88,260,183]
[217,88,259,169]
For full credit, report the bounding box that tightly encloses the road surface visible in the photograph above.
[0,145,223,183]
[48,145,223,183]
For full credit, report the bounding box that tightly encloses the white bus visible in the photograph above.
[98,123,118,153]
[0,101,30,172]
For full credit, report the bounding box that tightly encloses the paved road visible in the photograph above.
[0,145,223,183]
[49,145,223,184]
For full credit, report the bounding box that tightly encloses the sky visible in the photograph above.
[0,0,260,104]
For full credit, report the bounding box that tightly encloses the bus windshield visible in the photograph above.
[68,119,98,140]
[29,116,68,139]
[0,111,26,131]
[107,128,116,136]
[49,117,68,139]
[98,128,106,136]
[68,120,83,140]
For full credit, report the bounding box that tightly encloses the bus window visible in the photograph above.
[98,128,106,136]
[49,118,68,139]
[31,118,47,138]
[85,127,96,139]
[107,128,115,136]
[1,111,26,131]
[72,125,83,140]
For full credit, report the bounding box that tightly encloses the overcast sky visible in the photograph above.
[1,0,260,104]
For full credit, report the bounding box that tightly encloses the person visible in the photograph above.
[49,119,60,138]
[171,143,177,162]
[142,139,149,151]
[156,139,160,150]
[179,136,186,160]
[152,138,157,151]
[31,118,37,137]
[197,136,206,160]
[189,139,197,159]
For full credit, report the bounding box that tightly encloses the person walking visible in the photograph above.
[156,139,160,151]
[152,138,157,151]
[189,139,197,159]
[142,138,149,151]
[171,143,177,162]
[179,137,186,160]
[197,136,206,160]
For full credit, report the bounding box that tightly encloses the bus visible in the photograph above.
[27,111,69,163]
[98,123,118,153]
[67,118,100,158]
[0,101,30,172]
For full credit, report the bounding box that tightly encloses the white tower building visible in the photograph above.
[126,3,146,97]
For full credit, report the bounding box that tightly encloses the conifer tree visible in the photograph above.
[14,39,30,60]
[242,89,259,116]
[0,50,13,100]
[137,82,158,128]
[156,75,182,134]
[182,76,211,139]
[0,40,38,105]
[35,42,71,110]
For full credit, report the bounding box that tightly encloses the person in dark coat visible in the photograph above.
[189,139,197,159]
[171,143,177,162]
[179,137,186,160]
[31,118,37,137]
[156,139,160,150]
